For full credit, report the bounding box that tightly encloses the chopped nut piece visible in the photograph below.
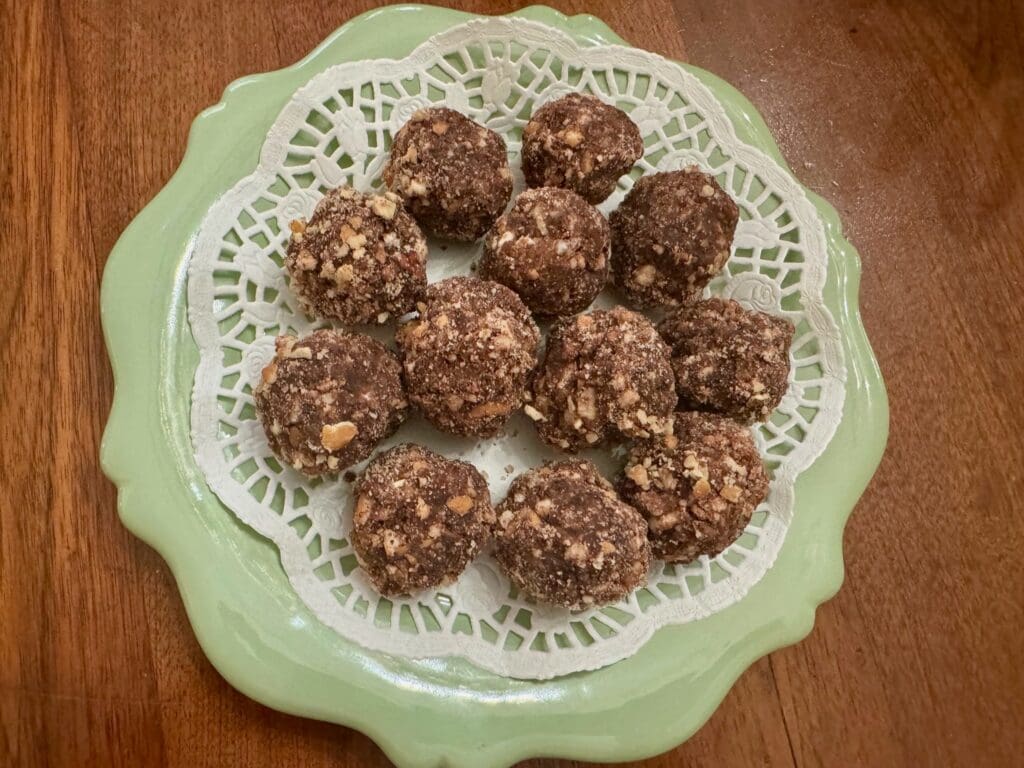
[565,541,589,561]
[446,495,474,515]
[415,498,431,519]
[469,401,512,418]
[523,404,546,421]
[382,530,406,557]
[321,421,358,450]
[371,196,398,220]
[626,464,651,489]
[720,484,742,502]
[354,496,373,525]
[634,264,657,286]
[334,263,354,284]
[562,128,584,147]
[261,361,278,384]
[345,233,368,250]
[577,388,597,420]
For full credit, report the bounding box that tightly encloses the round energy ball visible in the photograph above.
[618,411,769,563]
[528,306,676,452]
[659,298,794,423]
[610,167,739,308]
[383,107,513,241]
[253,330,408,476]
[521,93,643,204]
[479,187,609,317]
[351,444,495,596]
[285,186,427,325]
[494,459,651,609]
[395,277,540,437]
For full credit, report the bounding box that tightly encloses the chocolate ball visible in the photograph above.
[528,306,676,452]
[351,444,494,596]
[610,167,739,308]
[253,330,408,476]
[521,93,642,204]
[618,411,769,563]
[659,298,794,423]
[396,277,540,437]
[383,107,512,241]
[285,186,427,325]
[494,459,651,609]
[479,187,609,317]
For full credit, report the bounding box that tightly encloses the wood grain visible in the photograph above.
[2,0,1023,766]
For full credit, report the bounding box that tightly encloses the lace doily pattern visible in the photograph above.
[187,18,846,678]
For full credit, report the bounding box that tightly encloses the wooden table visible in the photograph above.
[3,1,1022,765]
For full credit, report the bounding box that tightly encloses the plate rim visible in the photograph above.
[100,5,889,767]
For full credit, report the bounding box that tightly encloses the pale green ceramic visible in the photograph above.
[100,5,888,766]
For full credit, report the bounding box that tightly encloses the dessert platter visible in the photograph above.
[101,6,887,766]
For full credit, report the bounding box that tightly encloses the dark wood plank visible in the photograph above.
[1,1,168,766]
[669,1,1024,766]
[1,0,1021,766]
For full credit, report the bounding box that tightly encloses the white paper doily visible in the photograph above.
[187,18,846,679]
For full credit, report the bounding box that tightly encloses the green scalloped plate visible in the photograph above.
[100,5,887,766]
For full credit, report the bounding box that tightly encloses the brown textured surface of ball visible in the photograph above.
[522,93,642,204]
[528,306,676,452]
[494,460,651,609]
[396,277,540,437]
[618,411,769,563]
[383,107,512,241]
[610,167,739,308]
[479,187,609,317]
[659,298,794,423]
[351,444,494,596]
[253,330,408,476]
[284,186,427,325]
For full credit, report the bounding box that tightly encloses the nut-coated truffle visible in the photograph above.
[610,167,739,308]
[285,186,427,325]
[383,107,512,241]
[479,187,609,317]
[659,298,794,423]
[522,93,642,204]
[618,411,769,563]
[254,330,408,476]
[528,306,676,452]
[494,459,651,609]
[396,277,540,437]
[351,444,494,595]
